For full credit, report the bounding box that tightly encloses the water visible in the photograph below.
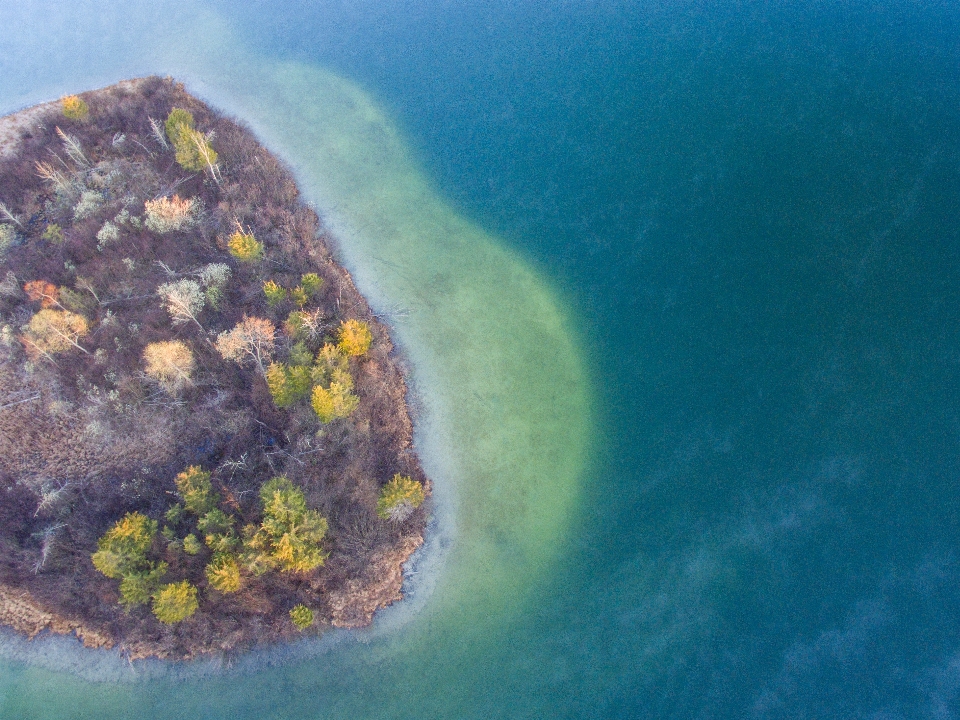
[2,0,960,717]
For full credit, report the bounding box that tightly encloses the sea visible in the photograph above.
[1,0,959,717]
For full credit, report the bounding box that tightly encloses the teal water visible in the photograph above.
[3,0,960,717]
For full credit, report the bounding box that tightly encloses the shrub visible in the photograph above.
[263,280,287,307]
[245,477,328,574]
[174,466,218,516]
[311,381,359,423]
[73,190,103,220]
[228,231,263,262]
[265,362,312,408]
[338,319,372,357]
[376,474,426,522]
[152,581,199,624]
[290,604,314,630]
[198,262,231,309]
[143,340,194,392]
[206,553,242,594]
[22,309,89,356]
[144,195,197,233]
[91,512,158,579]
[41,223,64,244]
[61,95,89,121]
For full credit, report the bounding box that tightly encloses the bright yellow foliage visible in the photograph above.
[61,95,89,121]
[228,231,263,261]
[152,581,199,624]
[311,381,359,423]
[338,319,372,357]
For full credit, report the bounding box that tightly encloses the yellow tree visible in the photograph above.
[21,309,90,357]
[245,477,328,574]
[143,340,194,392]
[338,319,373,357]
[152,581,199,623]
[376,474,426,522]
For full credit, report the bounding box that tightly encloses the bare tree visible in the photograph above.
[215,316,276,374]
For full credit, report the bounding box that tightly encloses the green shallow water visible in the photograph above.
[0,2,593,717]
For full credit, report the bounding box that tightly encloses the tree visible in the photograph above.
[118,563,168,609]
[143,340,194,392]
[376,474,426,522]
[263,280,287,307]
[206,553,242,594]
[215,316,275,374]
[157,279,205,328]
[174,466,218,516]
[91,512,158,579]
[300,273,323,297]
[144,195,197,233]
[152,581,199,624]
[164,108,218,175]
[23,280,60,309]
[284,308,324,344]
[61,95,89,121]
[311,381,359,423]
[22,308,90,356]
[265,362,312,408]
[338,319,373,357]
[228,230,263,262]
[289,604,314,630]
[245,477,328,574]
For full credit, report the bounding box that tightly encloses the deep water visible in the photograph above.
[3,0,960,717]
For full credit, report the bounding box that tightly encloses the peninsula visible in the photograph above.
[0,77,429,659]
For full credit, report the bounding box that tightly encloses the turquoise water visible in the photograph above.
[3,0,960,717]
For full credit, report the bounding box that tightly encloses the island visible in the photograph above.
[0,76,429,659]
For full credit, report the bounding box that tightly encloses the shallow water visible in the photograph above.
[3,0,960,717]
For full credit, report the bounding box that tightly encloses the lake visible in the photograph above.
[2,0,960,717]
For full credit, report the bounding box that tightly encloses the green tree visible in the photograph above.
[206,553,242,594]
[265,362,312,408]
[91,512,158,579]
[118,563,168,609]
[164,108,217,173]
[376,474,426,522]
[152,581,199,624]
[245,477,328,574]
[263,279,288,307]
[311,381,359,423]
[289,604,314,630]
[174,466,218,516]
[61,95,89,121]
[300,273,323,297]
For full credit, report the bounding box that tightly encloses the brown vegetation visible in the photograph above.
[0,77,428,659]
